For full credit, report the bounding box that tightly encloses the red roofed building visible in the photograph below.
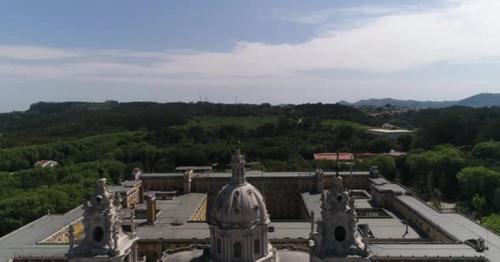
[313,152,354,162]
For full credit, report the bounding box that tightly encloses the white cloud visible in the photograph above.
[0,0,500,96]
[276,5,425,25]
[150,0,500,75]
[0,45,78,60]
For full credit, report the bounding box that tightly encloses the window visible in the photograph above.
[233,242,242,258]
[336,194,343,202]
[217,238,221,254]
[254,239,260,255]
[93,226,104,242]
[334,226,346,242]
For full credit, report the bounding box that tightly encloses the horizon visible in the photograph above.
[2,0,500,112]
[4,91,495,114]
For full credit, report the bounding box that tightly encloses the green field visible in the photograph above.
[322,119,372,130]
[186,116,371,130]
[186,116,279,129]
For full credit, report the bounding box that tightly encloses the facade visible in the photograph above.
[310,175,369,260]
[0,150,497,262]
[67,178,138,262]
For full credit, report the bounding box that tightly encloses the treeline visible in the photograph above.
[0,132,143,172]
[0,160,126,235]
[1,117,404,173]
[392,142,500,221]
[384,106,500,226]
[387,106,500,147]
[0,101,375,147]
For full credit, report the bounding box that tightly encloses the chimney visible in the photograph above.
[146,193,157,224]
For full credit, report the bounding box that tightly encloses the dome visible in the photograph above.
[210,150,269,229]
[212,181,269,228]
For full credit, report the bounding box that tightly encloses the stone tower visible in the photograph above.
[67,178,138,262]
[311,175,369,260]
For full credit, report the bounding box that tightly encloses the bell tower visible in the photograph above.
[311,175,369,259]
[67,178,138,262]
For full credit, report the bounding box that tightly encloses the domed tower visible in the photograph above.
[208,150,275,262]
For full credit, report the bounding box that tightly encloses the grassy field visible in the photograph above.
[186,116,279,129]
[322,119,372,130]
[186,116,371,130]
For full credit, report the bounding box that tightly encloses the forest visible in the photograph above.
[2,101,500,236]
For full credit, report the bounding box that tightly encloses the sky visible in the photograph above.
[1,0,500,112]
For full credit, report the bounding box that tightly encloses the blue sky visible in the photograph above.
[0,0,499,112]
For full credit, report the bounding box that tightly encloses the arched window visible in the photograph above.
[233,242,242,258]
[254,239,260,255]
[217,238,221,254]
[334,226,346,242]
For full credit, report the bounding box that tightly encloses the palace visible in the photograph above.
[0,150,497,261]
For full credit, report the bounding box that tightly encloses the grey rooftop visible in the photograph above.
[0,206,83,261]
[370,244,484,258]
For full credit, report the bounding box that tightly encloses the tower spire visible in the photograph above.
[231,149,246,185]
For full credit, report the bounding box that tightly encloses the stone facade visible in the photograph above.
[67,178,138,262]
[311,175,369,260]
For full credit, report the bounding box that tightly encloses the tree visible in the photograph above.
[335,125,356,141]
[482,214,500,234]
[397,135,413,152]
[368,138,392,153]
[406,145,464,200]
[360,156,396,180]
[471,141,500,159]
[457,166,500,209]
[472,194,486,217]
[254,123,276,137]
[430,197,442,211]
[493,188,500,211]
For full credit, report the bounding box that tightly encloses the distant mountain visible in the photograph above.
[341,93,500,109]
[456,93,500,107]
[339,98,455,108]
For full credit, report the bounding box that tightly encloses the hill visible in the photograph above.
[0,101,375,147]
[341,93,500,108]
[456,93,500,107]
